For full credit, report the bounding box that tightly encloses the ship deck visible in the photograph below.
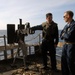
[0,54,61,75]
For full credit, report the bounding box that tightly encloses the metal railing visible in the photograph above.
[0,34,62,60]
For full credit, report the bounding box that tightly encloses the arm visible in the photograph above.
[60,30,64,40]
[54,25,59,45]
[62,25,75,41]
[60,25,67,40]
[31,25,43,31]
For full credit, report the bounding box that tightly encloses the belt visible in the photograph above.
[65,42,75,44]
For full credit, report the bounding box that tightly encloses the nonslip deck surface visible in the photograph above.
[0,54,61,75]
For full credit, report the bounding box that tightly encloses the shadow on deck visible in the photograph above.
[0,54,62,75]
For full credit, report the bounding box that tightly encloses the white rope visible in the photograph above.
[25,33,42,42]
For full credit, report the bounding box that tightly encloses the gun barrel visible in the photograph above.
[19,19,22,25]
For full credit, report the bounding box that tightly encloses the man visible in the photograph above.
[31,13,59,71]
[60,10,75,75]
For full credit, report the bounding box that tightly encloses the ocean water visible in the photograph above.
[0,30,62,60]
[0,30,7,46]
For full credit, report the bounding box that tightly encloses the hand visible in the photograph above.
[19,40,23,44]
[54,44,57,47]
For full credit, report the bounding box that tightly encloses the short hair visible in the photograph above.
[46,13,52,18]
[65,10,74,18]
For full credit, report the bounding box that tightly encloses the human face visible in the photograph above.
[46,15,52,23]
[63,12,70,23]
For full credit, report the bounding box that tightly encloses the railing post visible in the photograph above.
[4,35,7,59]
[38,34,41,54]
[39,34,41,45]
[11,49,14,58]
[29,46,31,55]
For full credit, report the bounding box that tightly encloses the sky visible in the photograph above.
[0,0,75,30]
